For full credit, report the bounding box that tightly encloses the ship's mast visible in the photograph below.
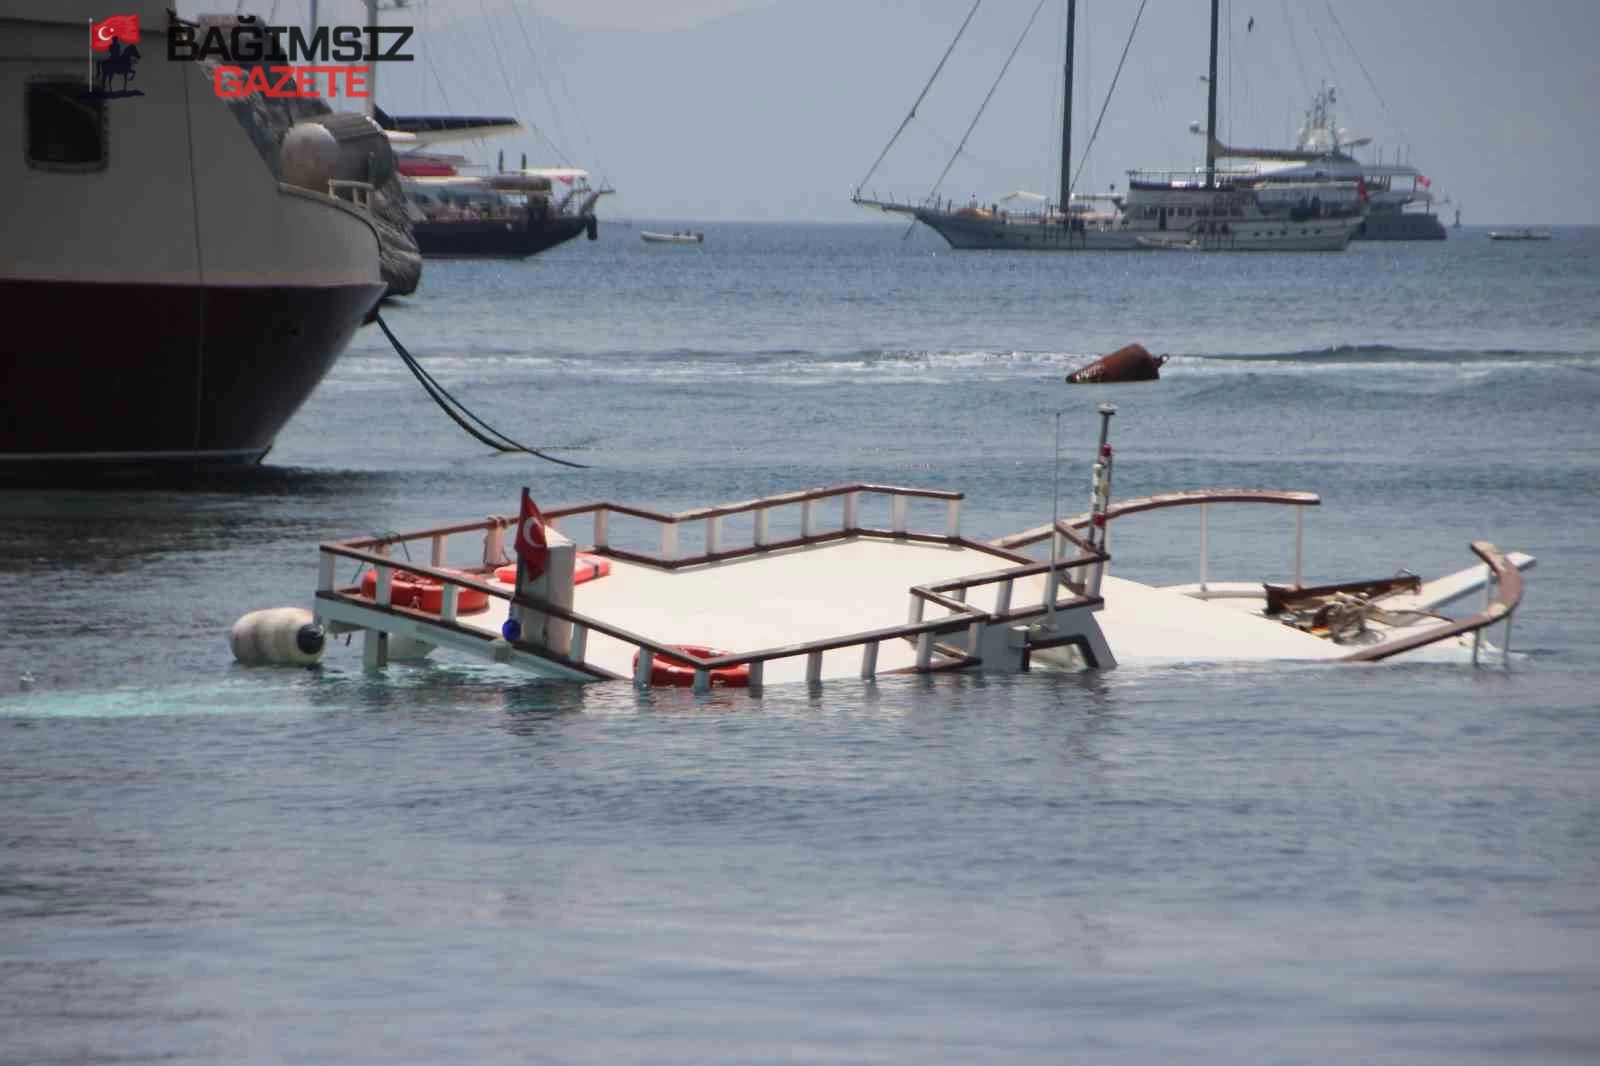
[1059,0,1076,211]
[1204,0,1219,186]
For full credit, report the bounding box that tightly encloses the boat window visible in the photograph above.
[25,79,105,170]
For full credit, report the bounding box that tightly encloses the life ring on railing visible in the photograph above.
[494,552,612,586]
[632,645,751,688]
[360,568,490,614]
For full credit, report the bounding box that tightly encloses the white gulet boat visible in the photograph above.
[287,408,1533,688]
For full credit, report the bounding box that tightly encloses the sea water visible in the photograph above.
[1,223,1597,1064]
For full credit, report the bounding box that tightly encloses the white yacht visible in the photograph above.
[1,1,387,475]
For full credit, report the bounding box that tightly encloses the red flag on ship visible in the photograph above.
[1416,174,1432,188]
[515,487,549,581]
[1356,177,1369,202]
[90,14,140,51]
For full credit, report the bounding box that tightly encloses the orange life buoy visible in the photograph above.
[632,645,752,688]
[494,552,612,586]
[360,567,490,614]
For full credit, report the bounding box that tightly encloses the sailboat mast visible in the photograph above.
[1059,0,1076,210]
[1204,0,1219,186]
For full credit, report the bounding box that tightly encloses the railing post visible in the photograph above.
[693,668,710,694]
[634,648,654,687]
[593,509,609,549]
[1294,506,1305,588]
[801,499,817,539]
[660,523,679,563]
[570,624,588,663]
[805,650,823,685]
[843,491,860,531]
[945,498,962,539]
[483,524,505,567]
[747,660,764,691]
[375,566,393,607]
[860,640,879,680]
[430,535,445,567]
[705,515,722,557]
[754,507,770,548]
[318,553,337,592]
[995,578,1013,616]
[907,595,926,625]
[441,584,459,623]
[891,495,908,534]
[1199,502,1210,594]
[967,618,982,656]
[915,631,934,670]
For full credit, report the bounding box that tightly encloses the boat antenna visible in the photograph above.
[1205,0,1219,186]
[854,0,984,198]
[928,0,1049,202]
[1058,0,1074,212]
[1049,410,1062,626]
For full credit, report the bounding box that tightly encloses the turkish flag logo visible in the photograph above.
[515,487,549,581]
[91,14,140,51]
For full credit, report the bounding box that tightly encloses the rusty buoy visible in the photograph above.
[1065,344,1168,385]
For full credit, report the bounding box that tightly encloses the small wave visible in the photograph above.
[1187,344,1599,364]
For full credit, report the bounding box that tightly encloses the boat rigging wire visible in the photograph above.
[1321,0,1409,150]
[1278,0,1313,101]
[928,0,1049,202]
[1067,0,1148,198]
[374,313,590,468]
[855,0,984,197]
[476,0,572,165]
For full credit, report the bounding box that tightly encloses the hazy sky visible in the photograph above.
[268,0,1596,224]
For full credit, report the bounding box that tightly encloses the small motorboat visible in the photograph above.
[641,230,705,244]
[1487,228,1552,241]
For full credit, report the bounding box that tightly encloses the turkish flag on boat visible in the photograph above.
[1356,177,1369,202]
[515,487,549,581]
[90,14,140,51]
[1416,174,1432,188]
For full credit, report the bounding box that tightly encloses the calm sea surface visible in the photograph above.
[2,223,1598,1064]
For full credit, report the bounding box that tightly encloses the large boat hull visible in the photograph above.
[413,215,592,258]
[0,278,384,474]
[916,209,1359,251]
[1355,211,1448,241]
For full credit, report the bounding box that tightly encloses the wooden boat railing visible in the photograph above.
[993,489,1321,593]
[1342,542,1523,663]
[317,485,1109,688]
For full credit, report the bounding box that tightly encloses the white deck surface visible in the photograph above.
[1095,575,1345,662]
[467,537,1056,684]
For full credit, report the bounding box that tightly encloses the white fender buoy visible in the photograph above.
[230,607,326,666]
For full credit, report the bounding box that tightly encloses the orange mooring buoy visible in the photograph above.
[1065,344,1168,384]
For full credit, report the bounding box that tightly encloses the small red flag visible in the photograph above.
[1356,177,1369,202]
[1416,174,1432,189]
[90,14,140,51]
[515,487,549,581]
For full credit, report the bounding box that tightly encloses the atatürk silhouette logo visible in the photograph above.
[86,13,143,98]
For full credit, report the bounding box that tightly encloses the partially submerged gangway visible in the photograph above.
[313,483,1117,690]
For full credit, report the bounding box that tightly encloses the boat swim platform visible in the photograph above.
[311,482,1533,687]
[313,484,1115,689]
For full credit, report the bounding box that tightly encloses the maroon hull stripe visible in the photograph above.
[1,278,385,467]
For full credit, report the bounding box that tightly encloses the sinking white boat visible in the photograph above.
[299,409,1532,688]
[641,230,704,244]
[1487,228,1552,241]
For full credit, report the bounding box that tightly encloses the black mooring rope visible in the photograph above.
[374,312,589,469]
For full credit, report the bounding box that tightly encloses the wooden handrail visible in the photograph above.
[993,489,1321,550]
[544,482,962,526]
[1343,542,1524,662]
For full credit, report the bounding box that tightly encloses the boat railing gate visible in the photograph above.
[327,179,373,212]
[1342,541,1524,665]
[316,484,1108,689]
[993,489,1321,598]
